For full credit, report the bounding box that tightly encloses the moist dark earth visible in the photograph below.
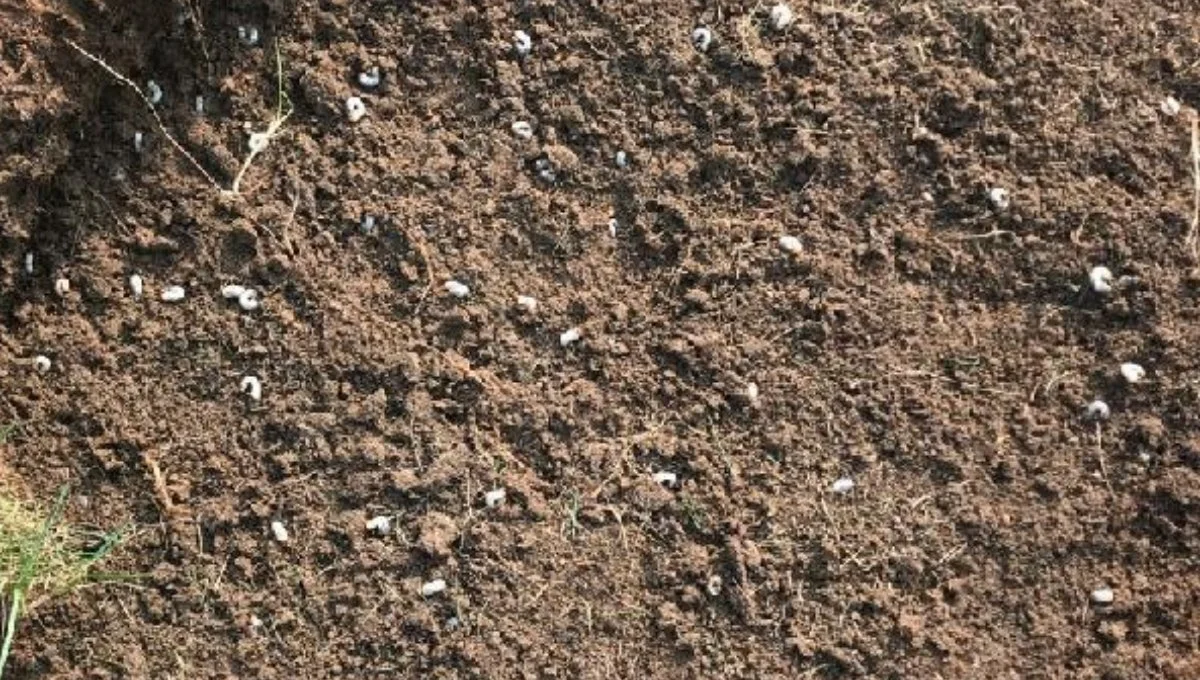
[2,0,1200,678]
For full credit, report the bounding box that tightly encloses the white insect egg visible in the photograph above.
[238,25,260,46]
[831,477,855,494]
[269,520,289,542]
[421,579,447,597]
[54,277,70,297]
[161,285,186,302]
[769,3,794,30]
[241,375,263,401]
[691,26,713,52]
[195,95,204,115]
[357,66,381,89]
[133,131,144,152]
[146,80,163,105]
[1120,362,1146,384]
[513,30,533,57]
[248,132,270,153]
[1085,399,1110,421]
[365,515,392,535]
[615,150,629,169]
[511,120,534,139]
[445,280,471,298]
[560,327,582,347]
[238,289,261,312]
[221,284,247,299]
[345,96,367,123]
[1088,266,1114,294]
[652,471,678,488]
[33,355,51,374]
[516,295,538,313]
[129,274,144,298]
[706,575,723,597]
[23,253,33,275]
[779,235,803,254]
[1091,587,1114,605]
[1161,96,1181,117]
[484,489,506,508]
[987,186,1010,210]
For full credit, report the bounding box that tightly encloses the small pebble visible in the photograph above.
[1085,399,1110,421]
[1119,362,1145,384]
[1088,266,1114,294]
[511,121,534,139]
[161,285,186,302]
[221,284,246,299]
[241,375,263,401]
[365,515,392,535]
[146,80,163,106]
[238,289,261,312]
[516,295,538,313]
[1091,587,1114,605]
[987,187,1010,210]
[33,355,51,374]
[270,520,289,542]
[129,274,144,298]
[54,278,70,297]
[357,66,381,89]
[445,280,470,298]
[691,26,713,52]
[779,235,803,254]
[513,30,533,57]
[1161,96,1181,117]
[484,489,506,508]
[769,3,794,30]
[346,96,367,123]
[831,477,855,494]
[652,471,678,488]
[421,579,447,597]
[560,327,582,347]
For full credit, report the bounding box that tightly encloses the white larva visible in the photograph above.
[615,150,629,169]
[129,274,144,298]
[1161,96,1181,117]
[421,579,447,597]
[33,355,51,374]
[270,520,289,542]
[23,253,33,275]
[608,218,619,237]
[357,66,381,89]
[134,131,144,152]
[161,285,186,302]
[513,30,533,57]
[692,27,713,52]
[1091,587,1114,605]
[248,132,270,153]
[346,96,367,123]
[195,95,204,115]
[516,295,538,313]
[511,120,534,139]
[560,327,582,347]
[241,375,263,401]
[238,289,261,312]
[1085,399,1110,421]
[987,187,1010,210]
[365,515,392,535]
[652,471,678,488]
[222,284,247,299]
[779,235,803,254]
[831,477,855,494]
[484,489,506,508]
[146,80,163,106]
[54,278,70,297]
[1089,266,1113,294]
[1119,363,1145,384]
[769,3,794,30]
[445,280,470,298]
[238,26,260,46]
[745,382,760,405]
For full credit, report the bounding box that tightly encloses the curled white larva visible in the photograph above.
[346,96,367,123]
[513,30,532,57]
[161,285,186,302]
[1089,266,1113,294]
[987,187,1010,210]
[445,280,470,298]
[33,355,51,373]
[365,515,392,535]
[270,520,289,542]
[357,66,381,89]
[238,25,260,46]
[222,284,247,299]
[420,579,447,597]
[240,375,263,401]
[511,121,534,139]
[54,278,70,297]
[484,489,506,508]
[238,289,261,311]
[1091,587,1114,605]
[23,253,33,275]
[779,235,803,254]
[831,477,855,494]
[1086,399,1110,421]
[1161,96,1181,117]
[129,274,144,298]
[248,132,270,153]
[147,80,163,105]
[560,327,582,347]
[692,26,713,52]
[516,295,538,313]
[133,131,144,152]
[1120,362,1146,384]
[615,150,629,168]
[652,471,678,488]
[769,3,794,30]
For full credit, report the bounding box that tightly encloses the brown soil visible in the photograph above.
[2,0,1200,677]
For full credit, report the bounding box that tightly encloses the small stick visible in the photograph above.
[954,229,1016,241]
[1188,116,1200,261]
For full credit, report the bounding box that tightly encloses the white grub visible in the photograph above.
[420,578,448,597]
[23,252,33,275]
[53,277,70,297]
[248,132,270,153]
[516,295,538,313]
[511,120,534,140]
[238,25,260,46]
[445,280,471,298]
[691,26,713,52]
[987,186,1010,210]
[195,95,205,115]
[778,235,803,255]
[559,327,582,347]
[365,515,392,535]
[269,520,289,542]
[238,288,261,312]
[608,218,619,237]
[146,80,163,106]
[1119,362,1146,385]
[484,488,506,508]
[1085,399,1110,421]
[160,285,186,302]
[1161,96,1181,117]
[706,574,723,597]
[615,150,629,169]
[769,3,794,30]
[133,131,144,152]
[357,66,382,89]
[831,477,855,494]
[346,96,367,123]
[33,355,51,374]
[1090,587,1115,605]
[241,375,263,401]
[652,471,678,488]
[513,30,533,57]
[1088,266,1114,294]
[129,274,144,298]
[745,382,760,405]
[222,284,247,300]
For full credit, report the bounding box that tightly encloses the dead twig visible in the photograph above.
[1187,116,1200,261]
